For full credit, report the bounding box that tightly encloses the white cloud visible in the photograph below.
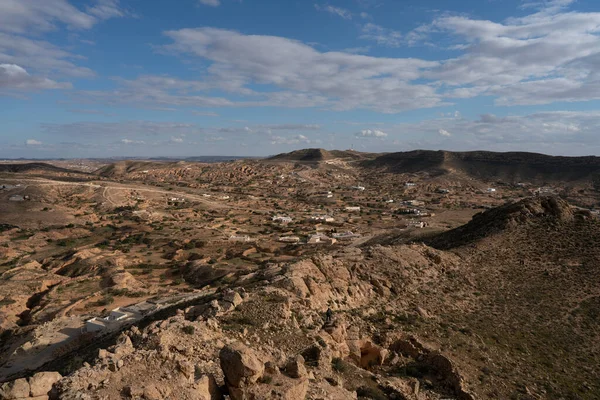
[315,4,352,19]
[388,110,600,154]
[360,23,403,47]
[420,1,600,105]
[270,134,317,145]
[26,139,42,145]
[121,138,145,144]
[161,28,441,113]
[87,0,127,19]
[357,129,388,137]
[438,129,452,137]
[170,136,184,143]
[0,34,94,78]
[42,121,204,138]
[199,0,221,6]
[0,0,126,34]
[0,64,69,90]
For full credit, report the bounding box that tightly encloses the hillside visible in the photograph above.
[94,161,181,178]
[269,148,370,162]
[425,196,583,249]
[361,150,600,184]
[0,163,78,175]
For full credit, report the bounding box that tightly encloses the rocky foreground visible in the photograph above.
[2,196,599,399]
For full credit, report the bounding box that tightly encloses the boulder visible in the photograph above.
[219,343,264,387]
[285,355,307,379]
[29,371,62,397]
[0,378,30,399]
[194,375,222,400]
[359,341,388,369]
[222,291,243,307]
[229,375,308,400]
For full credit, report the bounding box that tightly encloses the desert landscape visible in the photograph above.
[0,149,599,399]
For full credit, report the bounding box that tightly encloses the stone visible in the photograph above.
[219,342,265,387]
[0,378,30,399]
[29,371,62,397]
[194,375,221,400]
[177,360,195,382]
[222,291,243,307]
[229,375,308,400]
[285,356,307,379]
[143,385,162,400]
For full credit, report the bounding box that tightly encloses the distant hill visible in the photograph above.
[361,150,600,184]
[268,148,369,162]
[94,161,177,177]
[0,163,77,174]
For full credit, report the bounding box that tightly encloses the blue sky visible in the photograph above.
[2,0,600,158]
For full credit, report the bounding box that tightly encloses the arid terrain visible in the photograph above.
[1,149,599,400]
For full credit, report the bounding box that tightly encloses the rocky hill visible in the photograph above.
[94,161,180,178]
[426,196,584,249]
[361,150,600,184]
[268,148,368,162]
[0,163,77,175]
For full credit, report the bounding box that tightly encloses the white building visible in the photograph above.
[351,186,365,191]
[345,206,361,212]
[85,317,109,333]
[405,182,416,187]
[332,231,362,240]
[272,215,293,224]
[307,233,337,245]
[486,188,496,193]
[309,215,335,223]
[408,220,427,229]
[85,307,139,333]
[278,236,300,243]
[229,235,252,242]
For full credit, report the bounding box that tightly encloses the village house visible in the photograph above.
[272,215,293,224]
[486,188,497,193]
[309,215,335,223]
[85,307,140,333]
[332,231,362,241]
[278,235,300,243]
[403,200,425,207]
[307,233,337,245]
[405,182,417,187]
[408,220,427,229]
[345,206,361,212]
[351,186,365,191]
[167,197,185,205]
[229,235,252,243]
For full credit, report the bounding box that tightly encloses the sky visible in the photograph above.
[2,0,600,158]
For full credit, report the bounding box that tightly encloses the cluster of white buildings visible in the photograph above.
[309,215,335,223]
